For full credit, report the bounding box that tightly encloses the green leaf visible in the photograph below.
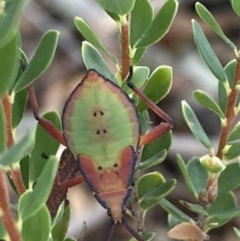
[96,0,135,15]
[218,162,240,194]
[21,205,51,241]
[19,155,58,220]
[130,0,153,47]
[12,88,28,129]
[187,157,208,195]
[14,30,59,93]
[141,131,172,162]
[211,206,240,220]
[29,111,61,183]
[135,0,178,48]
[182,101,212,150]
[136,150,167,170]
[159,198,192,222]
[138,66,172,112]
[180,201,208,216]
[193,90,225,119]
[0,0,27,48]
[0,219,6,239]
[106,11,120,22]
[207,192,236,230]
[138,172,176,210]
[52,204,71,241]
[176,155,198,200]
[224,122,240,160]
[231,0,240,17]
[192,20,228,85]
[234,227,240,238]
[131,47,147,66]
[20,155,30,189]
[64,238,77,241]
[0,34,19,97]
[121,66,149,94]
[228,122,240,144]
[82,41,118,84]
[0,130,35,167]
[219,60,237,113]
[138,110,150,134]
[195,2,236,51]
[74,17,116,63]
[0,101,6,153]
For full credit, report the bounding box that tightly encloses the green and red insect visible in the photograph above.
[28,67,172,241]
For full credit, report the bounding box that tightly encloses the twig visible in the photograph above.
[121,14,131,81]
[0,170,22,241]
[217,57,240,159]
[2,95,26,195]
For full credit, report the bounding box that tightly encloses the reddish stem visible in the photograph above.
[202,58,240,206]
[0,171,22,241]
[121,14,131,81]
[217,58,240,159]
[2,95,26,195]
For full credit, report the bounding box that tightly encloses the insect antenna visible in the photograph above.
[122,217,144,241]
[106,223,115,241]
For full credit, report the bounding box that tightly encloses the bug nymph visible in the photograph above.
[28,67,172,241]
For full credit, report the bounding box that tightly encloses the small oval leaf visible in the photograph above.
[159,198,193,223]
[12,88,28,129]
[0,130,35,167]
[192,20,228,85]
[74,17,116,63]
[141,131,172,162]
[0,0,27,48]
[194,90,225,118]
[231,0,240,17]
[19,155,59,220]
[136,150,167,171]
[14,30,59,93]
[130,0,153,47]
[0,34,19,97]
[29,111,61,183]
[138,66,172,112]
[21,205,51,241]
[82,41,118,84]
[195,2,236,51]
[182,101,212,150]
[96,0,135,15]
[135,0,178,48]
[218,162,240,194]
[176,155,198,200]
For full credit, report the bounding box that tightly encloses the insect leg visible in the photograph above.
[122,217,144,241]
[28,85,66,146]
[127,67,173,146]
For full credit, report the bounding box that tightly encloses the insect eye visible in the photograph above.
[100,111,104,115]
[103,129,107,134]
[113,163,118,168]
[98,166,103,170]
[96,130,100,135]
[93,112,97,117]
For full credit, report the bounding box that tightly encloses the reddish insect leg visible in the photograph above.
[28,85,66,146]
[127,67,173,146]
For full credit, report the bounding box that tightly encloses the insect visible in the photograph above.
[28,67,173,241]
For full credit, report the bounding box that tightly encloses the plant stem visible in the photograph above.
[2,95,26,195]
[121,14,131,81]
[201,57,240,207]
[0,171,22,241]
[217,58,240,159]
